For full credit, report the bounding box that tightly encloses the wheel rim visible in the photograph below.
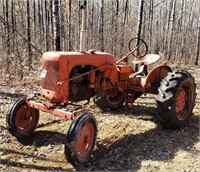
[106,89,124,106]
[176,85,191,121]
[77,123,95,159]
[15,105,37,134]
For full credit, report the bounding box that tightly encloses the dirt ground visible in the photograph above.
[0,65,200,172]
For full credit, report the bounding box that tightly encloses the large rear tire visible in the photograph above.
[156,70,196,129]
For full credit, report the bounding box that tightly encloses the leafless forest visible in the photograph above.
[0,1,200,171]
[0,0,199,81]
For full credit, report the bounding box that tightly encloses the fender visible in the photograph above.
[143,65,172,94]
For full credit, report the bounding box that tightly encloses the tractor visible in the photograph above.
[6,1,196,167]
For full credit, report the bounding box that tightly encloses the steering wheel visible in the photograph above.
[128,37,148,58]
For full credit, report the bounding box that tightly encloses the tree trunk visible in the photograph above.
[135,0,144,70]
[45,0,49,51]
[11,0,15,39]
[41,1,45,44]
[33,0,37,47]
[165,0,176,61]
[53,0,60,51]
[60,0,65,50]
[5,0,10,56]
[26,0,32,67]
[68,0,72,51]
[195,27,200,65]
[123,0,129,26]
[50,0,54,49]
[148,0,154,50]
[38,0,42,39]
[137,0,144,41]
[99,0,104,51]
[113,0,119,56]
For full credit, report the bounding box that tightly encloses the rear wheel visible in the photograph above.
[65,113,97,166]
[94,88,125,110]
[6,98,39,138]
[156,70,196,129]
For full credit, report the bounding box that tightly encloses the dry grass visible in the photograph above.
[0,65,200,171]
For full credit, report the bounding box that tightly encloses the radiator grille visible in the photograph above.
[42,60,59,91]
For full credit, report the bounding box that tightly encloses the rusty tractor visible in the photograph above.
[6,1,196,167]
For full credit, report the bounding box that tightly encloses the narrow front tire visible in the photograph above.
[6,98,39,138]
[65,113,97,166]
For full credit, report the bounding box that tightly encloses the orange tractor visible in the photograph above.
[6,1,196,167]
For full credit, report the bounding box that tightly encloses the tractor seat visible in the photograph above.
[132,54,160,65]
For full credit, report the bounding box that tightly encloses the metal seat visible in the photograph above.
[132,54,160,65]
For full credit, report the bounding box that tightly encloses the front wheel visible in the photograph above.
[65,113,97,166]
[156,70,196,129]
[6,98,39,138]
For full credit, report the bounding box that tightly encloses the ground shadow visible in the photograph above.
[1,159,71,171]
[78,113,199,171]
[102,104,159,125]
[1,130,71,171]
[2,100,199,171]
[18,130,66,147]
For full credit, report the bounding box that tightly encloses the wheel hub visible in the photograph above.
[21,114,30,120]
[106,89,124,105]
[176,88,187,119]
[77,123,94,158]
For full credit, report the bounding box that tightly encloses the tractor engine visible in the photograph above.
[69,65,95,101]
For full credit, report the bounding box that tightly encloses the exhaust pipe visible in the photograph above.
[80,1,87,53]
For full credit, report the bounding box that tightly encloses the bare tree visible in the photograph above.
[53,0,60,51]
[137,0,144,41]
[195,26,200,65]
[168,0,177,61]
[98,0,104,51]
[1,0,200,80]
[44,0,50,51]
[26,0,32,67]
[113,0,119,56]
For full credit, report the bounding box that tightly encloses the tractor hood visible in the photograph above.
[42,51,116,65]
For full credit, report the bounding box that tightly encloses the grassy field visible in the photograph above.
[0,66,199,171]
